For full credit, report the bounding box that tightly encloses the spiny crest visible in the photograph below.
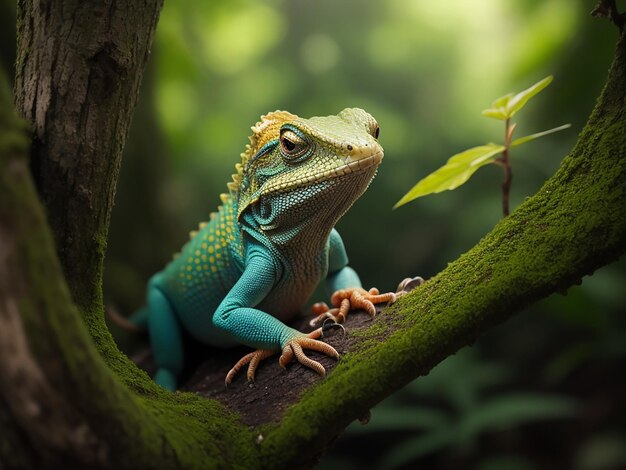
[230,110,298,190]
[188,221,209,241]
[246,110,298,160]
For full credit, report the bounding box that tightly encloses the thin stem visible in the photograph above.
[500,118,513,217]
[501,149,512,216]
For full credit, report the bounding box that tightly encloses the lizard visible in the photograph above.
[116,108,399,391]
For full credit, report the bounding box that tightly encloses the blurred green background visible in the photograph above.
[7,0,626,468]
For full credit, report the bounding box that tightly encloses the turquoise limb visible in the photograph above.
[325,229,363,295]
[313,228,397,327]
[147,282,184,391]
[326,266,362,294]
[327,229,349,273]
[213,250,301,350]
[154,369,177,392]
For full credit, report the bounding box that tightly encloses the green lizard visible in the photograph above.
[118,108,397,391]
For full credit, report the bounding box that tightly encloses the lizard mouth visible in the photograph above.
[332,149,384,177]
[297,149,383,184]
[261,149,384,196]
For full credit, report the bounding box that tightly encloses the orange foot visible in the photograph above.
[224,328,339,385]
[309,287,398,327]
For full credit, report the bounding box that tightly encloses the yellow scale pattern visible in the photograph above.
[166,196,244,308]
[162,112,296,309]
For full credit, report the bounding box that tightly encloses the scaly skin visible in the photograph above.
[128,108,395,390]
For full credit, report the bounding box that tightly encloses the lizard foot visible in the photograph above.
[278,328,339,376]
[309,287,397,327]
[224,329,339,384]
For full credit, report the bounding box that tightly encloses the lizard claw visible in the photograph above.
[278,330,339,376]
[322,317,346,336]
[224,328,338,384]
[395,276,425,295]
[309,287,398,326]
[225,349,275,385]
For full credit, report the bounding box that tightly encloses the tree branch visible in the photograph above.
[4,1,258,467]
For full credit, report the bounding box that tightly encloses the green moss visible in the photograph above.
[348,314,390,352]
[76,303,260,468]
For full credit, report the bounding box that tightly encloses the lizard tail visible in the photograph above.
[106,305,149,333]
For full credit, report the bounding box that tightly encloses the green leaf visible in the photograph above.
[492,93,514,108]
[481,109,508,120]
[393,144,505,209]
[506,75,553,118]
[482,93,514,120]
[510,123,571,147]
[481,76,553,120]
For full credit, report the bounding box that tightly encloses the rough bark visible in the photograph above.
[0,1,625,468]
[14,0,163,314]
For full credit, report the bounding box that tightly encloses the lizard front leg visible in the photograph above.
[214,250,338,385]
[310,269,398,326]
[310,229,398,327]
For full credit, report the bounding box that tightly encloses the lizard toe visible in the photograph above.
[279,336,339,377]
[311,286,398,326]
[225,349,275,385]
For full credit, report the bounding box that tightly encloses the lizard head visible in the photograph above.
[234,108,383,244]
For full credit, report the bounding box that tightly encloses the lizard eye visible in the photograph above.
[368,123,380,139]
[280,128,311,162]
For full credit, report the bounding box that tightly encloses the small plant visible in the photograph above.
[394,76,570,216]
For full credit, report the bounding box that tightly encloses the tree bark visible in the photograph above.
[1,2,625,469]
[14,0,163,315]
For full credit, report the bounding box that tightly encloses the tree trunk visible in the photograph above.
[1,1,625,468]
[13,0,162,315]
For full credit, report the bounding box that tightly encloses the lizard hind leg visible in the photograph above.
[147,286,184,391]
